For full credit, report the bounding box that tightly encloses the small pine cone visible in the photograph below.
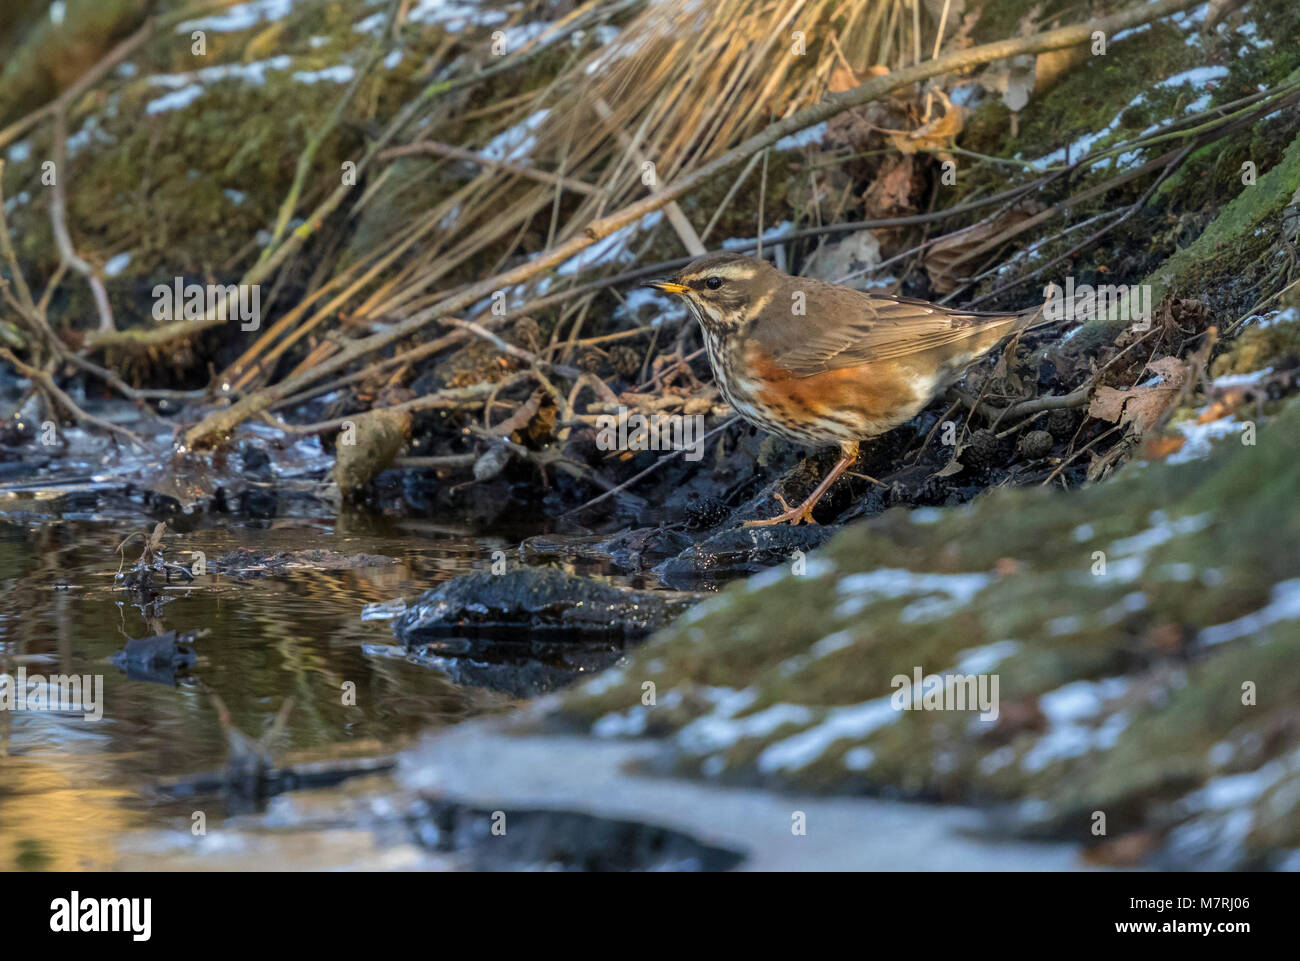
[1045,408,1080,438]
[511,316,541,352]
[1017,429,1054,459]
[962,428,1009,472]
[610,345,642,380]
[576,349,605,374]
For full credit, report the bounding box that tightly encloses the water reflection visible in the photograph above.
[0,512,509,870]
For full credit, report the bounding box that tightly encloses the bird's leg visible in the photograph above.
[744,442,860,527]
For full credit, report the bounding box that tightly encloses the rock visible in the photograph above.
[393,567,701,644]
[334,407,412,498]
[519,527,694,573]
[655,525,834,589]
[802,230,881,290]
[109,630,199,685]
[373,641,626,699]
[410,796,744,871]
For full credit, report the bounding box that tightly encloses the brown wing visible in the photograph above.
[759,283,1030,378]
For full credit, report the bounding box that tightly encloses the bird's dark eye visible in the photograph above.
[705,276,722,290]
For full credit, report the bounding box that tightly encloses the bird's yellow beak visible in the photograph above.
[644,280,690,295]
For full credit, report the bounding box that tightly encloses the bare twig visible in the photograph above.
[563,416,739,516]
[594,98,705,256]
[48,112,115,331]
[0,348,145,448]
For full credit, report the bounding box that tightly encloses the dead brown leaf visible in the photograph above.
[828,65,858,94]
[887,103,966,157]
[924,201,1040,293]
[1142,434,1186,460]
[862,154,923,220]
[1088,356,1189,436]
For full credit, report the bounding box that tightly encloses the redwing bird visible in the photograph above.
[646,252,1046,524]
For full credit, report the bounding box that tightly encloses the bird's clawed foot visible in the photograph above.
[742,443,860,528]
[743,491,821,527]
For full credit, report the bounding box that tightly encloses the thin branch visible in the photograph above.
[563,416,740,516]
[49,112,115,331]
[0,348,144,448]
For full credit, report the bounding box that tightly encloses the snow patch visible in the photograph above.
[1198,579,1300,647]
[834,568,992,620]
[177,0,296,34]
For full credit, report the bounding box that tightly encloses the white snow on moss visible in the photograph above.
[148,55,293,93]
[1030,63,1229,171]
[1198,579,1300,647]
[809,629,856,659]
[1106,511,1210,559]
[1021,676,1130,772]
[555,211,663,276]
[834,568,992,620]
[1211,367,1273,389]
[408,0,508,31]
[1166,415,1243,465]
[480,108,549,163]
[177,0,296,34]
[758,641,1018,773]
[954,639,1020,674]
[757,695,898,773]
[679,700,813,754]
[592,704,647,737]
[293,65,355,84]
[775,122,827,151]
[103,253,132,277]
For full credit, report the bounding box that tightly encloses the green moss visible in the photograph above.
[951,3,1300,324]
[0,0,409,324]
[1211,292,1300,378]
[0,0,158,129]
[558,396,1300,859]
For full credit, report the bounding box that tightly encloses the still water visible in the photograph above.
[0,495,537,870]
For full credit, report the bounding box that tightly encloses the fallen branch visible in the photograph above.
[265,376,527,436]
[971,384,1094,428]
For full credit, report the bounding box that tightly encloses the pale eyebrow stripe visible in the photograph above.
[683,263,757,282]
